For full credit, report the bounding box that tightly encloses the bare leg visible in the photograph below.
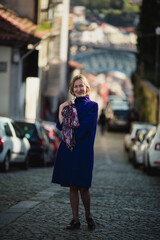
[69,186,79,222]
[80,187,91,219]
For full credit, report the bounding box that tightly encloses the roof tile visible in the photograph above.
[0,4,48,43]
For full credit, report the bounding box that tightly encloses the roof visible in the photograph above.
[85,73,97,85]
[0,4,47,43]
[118,26,136,34]
[68,60,83,69]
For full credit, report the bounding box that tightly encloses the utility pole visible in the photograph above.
[155,27,160,124]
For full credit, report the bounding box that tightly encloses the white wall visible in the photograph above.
[25,77,40,120]
[0,46,11,116]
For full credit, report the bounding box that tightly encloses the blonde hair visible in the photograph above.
[69,74,90,96]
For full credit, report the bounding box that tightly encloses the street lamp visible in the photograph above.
[155,27,160,124]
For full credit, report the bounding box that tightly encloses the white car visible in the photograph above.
[0,117,30,172]
[124,122,155,159]
[144,124,160,175]
[132,127,156,168]
[124,122,149,151]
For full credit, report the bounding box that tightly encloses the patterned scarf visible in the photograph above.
[61,105,80,151]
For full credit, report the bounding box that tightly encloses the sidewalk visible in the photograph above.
[0,187,56,228]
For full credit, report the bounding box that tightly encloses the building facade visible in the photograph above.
[0,0,71,122]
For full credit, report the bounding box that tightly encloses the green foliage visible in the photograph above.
[104,10,138,26]
[137,85,152,122]
[71,0,139,12]
[110,0,124,9]
[71,0,140,26]
[37,21,52,31]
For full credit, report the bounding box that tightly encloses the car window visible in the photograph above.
[39,126,48,140]
[14,122,37,140]
[4,123,13,137]
[11,122,24,138]
[0,124,3,135]
[114,110,130,118]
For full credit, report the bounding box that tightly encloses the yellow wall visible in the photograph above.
[141,81,159,124]
[134,73,160,124]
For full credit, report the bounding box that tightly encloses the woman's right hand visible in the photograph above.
[59,101,72,124]
[59,101,72,112]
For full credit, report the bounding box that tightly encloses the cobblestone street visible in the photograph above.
[0,129,160,240]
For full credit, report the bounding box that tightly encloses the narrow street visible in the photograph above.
[0,128,160,240]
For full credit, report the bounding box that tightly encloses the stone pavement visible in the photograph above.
[0,130,160,240]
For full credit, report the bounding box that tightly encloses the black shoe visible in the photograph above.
[86,217,96,230]
[66,219,80,230]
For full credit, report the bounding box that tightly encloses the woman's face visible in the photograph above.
[73,79,87,97]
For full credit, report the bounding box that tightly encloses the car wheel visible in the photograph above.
[146,156,154,176]
[48,151,55,166]
[133,151,138,168]
[124,144,128,152]
[128,150,132,162]
[21,153,30,170]
[107,123,111,132]
[2,152,10,172]
[42,151,47,167]
[143,158,147,172]
[142,162,146,172]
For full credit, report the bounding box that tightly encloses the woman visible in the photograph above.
[52,74,98,230]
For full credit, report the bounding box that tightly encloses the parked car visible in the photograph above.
[107,94,128,105]
[132,127,156,168]
[129,124,155,162]
[143,124,160,175]
[0,117,30,172]
[105,100,131,131]
[124,122,155,159]
[14,120,55,166]
[41,121,61,162]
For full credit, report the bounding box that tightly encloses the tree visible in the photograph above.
[110,0,124,9]
[71,0,139,26]
[71,0,139,11]
[137,0,160,85]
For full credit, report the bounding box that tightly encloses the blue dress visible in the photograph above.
[51,95,98,188]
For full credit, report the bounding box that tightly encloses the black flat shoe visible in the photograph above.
[86,217,96,230]
[66,219,80,230]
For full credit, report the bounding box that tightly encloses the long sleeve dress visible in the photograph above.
[51,95,98,188]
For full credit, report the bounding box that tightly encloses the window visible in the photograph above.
[40,126,48,141]
[0,62,7,72]
[11,122,24,138]
[4,123,12,137]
